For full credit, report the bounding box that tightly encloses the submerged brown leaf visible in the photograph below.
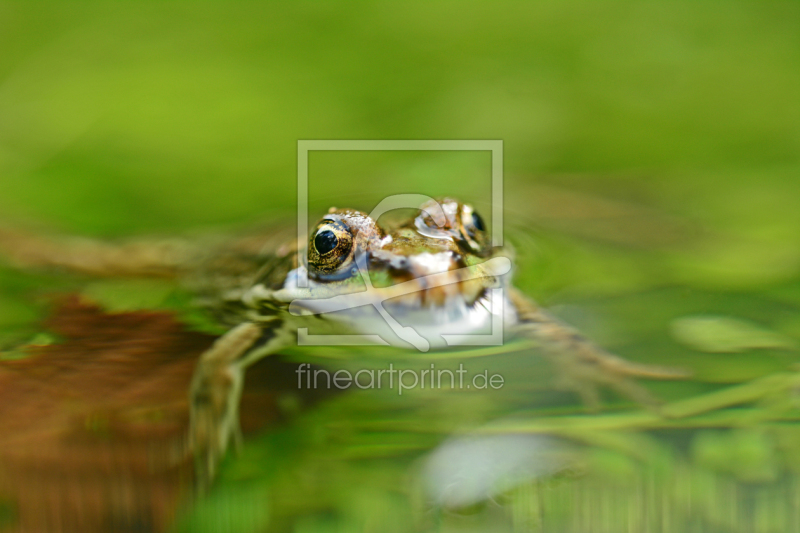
[0,296,313,533]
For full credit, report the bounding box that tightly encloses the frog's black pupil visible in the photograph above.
[472,212,485,232]
[314,229,338,255]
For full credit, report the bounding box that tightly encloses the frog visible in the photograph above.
[0,196,686,488]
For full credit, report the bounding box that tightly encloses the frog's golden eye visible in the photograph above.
[413,198,491,256]
[314,229,338,255]
[458,204,490,256]
[471,211,485,232]
[307,218,354,275]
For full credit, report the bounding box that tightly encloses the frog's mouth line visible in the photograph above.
[289,255,511,314]
[286,254,512,350]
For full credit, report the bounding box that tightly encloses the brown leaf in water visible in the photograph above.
[0,296,312,533]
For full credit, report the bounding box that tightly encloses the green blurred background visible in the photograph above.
[1,2,800,532]
[1,1,798,296]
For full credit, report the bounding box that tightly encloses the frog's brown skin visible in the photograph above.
[0,197,687,490]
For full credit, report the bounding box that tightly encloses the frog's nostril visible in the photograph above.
[314,230,338,255]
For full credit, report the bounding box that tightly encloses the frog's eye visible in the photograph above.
[471,211,485,232]
[307,218,354,275]
[458,204,490,256]
[314,230,338,255]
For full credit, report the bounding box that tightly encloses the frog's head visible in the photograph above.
[301,197,499,306]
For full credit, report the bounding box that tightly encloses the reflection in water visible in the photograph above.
[0,300,799,532]
[2,295,800,531]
